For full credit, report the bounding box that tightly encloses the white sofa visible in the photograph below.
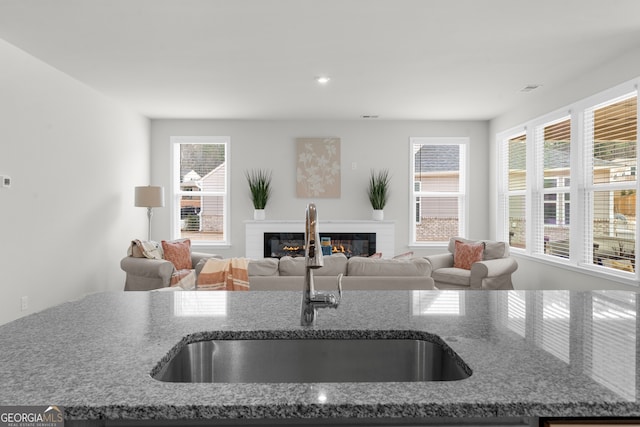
[239,253,435,291]
[124,251,435,291]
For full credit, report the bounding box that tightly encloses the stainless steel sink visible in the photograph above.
[153,338,471,383]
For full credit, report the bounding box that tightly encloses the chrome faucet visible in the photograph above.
[301,203,342,326]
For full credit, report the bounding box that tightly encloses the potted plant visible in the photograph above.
[245,169,272,220]
[367,169,391,220]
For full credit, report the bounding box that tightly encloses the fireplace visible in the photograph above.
[264,232,376,258]
[245,220,394,259]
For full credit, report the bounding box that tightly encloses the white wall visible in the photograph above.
[489,45,640,291]
[150,119,489,258]
[0,40,150,325]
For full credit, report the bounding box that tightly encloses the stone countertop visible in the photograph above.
[0,289,639,422]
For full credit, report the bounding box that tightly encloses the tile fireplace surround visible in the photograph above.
[245,220,395,259]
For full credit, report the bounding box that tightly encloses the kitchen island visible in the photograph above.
[0,289,639,426]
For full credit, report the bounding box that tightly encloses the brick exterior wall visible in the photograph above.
[416,217,458,242]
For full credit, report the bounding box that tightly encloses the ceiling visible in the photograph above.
[1,0,640,120]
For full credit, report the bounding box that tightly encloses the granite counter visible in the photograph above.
[0,290,639,425]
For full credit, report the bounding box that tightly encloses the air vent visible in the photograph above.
[361,115,379,119]
[520,84,542,93]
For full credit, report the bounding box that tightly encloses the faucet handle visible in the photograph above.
[335,273,343,306]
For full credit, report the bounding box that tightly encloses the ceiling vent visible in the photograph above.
[520,84,542,93]
[361,115,379,119]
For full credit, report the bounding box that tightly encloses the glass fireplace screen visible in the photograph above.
[264,232,376,258]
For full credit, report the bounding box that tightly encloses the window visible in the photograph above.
[497,80,638,279]
[543,178,570,225]
[414,181,422,224]
[171,136,229,245]
[411,137,467,244]
[538,117,571,259]
[584,93,637,271]
[500,133,527,249]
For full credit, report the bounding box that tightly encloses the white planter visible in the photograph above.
[254,209,266,220]
[372,209,384,221]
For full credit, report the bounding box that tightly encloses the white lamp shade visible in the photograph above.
[135,186,165,208]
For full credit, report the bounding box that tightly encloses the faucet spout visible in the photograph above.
[305,203,324,271]
[301,203,341,326]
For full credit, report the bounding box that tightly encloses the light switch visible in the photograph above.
[1,176,10,188]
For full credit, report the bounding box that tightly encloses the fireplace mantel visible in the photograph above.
[245,220,395,259]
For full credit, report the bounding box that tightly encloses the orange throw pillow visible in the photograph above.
[453,240,484,270]
[162,239,192,270]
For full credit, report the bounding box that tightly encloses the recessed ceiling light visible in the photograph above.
[315,76,331,84]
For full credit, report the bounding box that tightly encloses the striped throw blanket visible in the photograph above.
[197,258,250,291]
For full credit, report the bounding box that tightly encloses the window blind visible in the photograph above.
[174,139,229,243]
[584,94,637,272]
[411,139,467,243]
[507,134,527,249]
[537,117,571,259]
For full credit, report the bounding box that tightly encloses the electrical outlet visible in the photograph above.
[351,162,357,170]
[1,175,11,188]
[20,296,28,311]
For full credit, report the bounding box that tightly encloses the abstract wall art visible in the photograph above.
[296,137,341,198]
